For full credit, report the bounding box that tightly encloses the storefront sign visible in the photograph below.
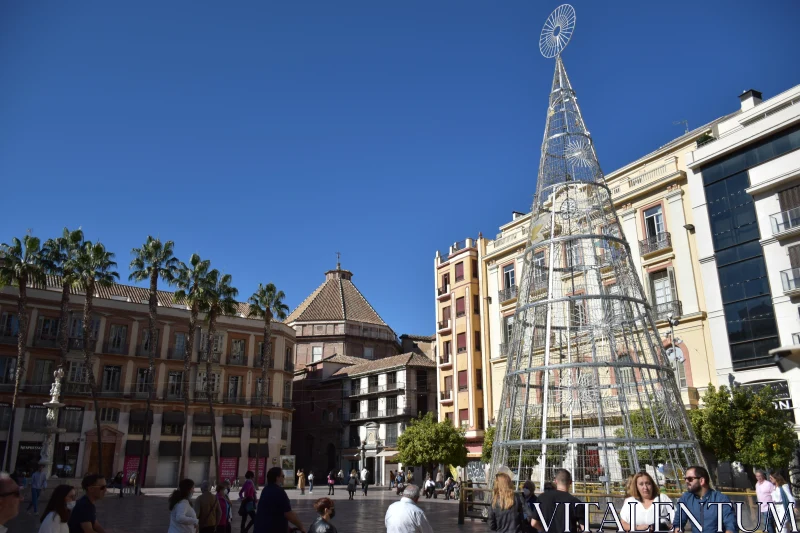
[219,457,238,482]
[740,380,793,410]
[280,455,296,488]
[247,457,267,485]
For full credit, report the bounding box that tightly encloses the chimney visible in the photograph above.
[739,89,763,112]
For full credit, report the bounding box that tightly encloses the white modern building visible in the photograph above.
[687,85,800,431]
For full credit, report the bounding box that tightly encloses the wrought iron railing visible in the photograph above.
[0,332,17,345]
[136,344,157,357]
[102,342,128,355]
[781,268,800,292]
[639,232,672,255]
[68,338,96,351]
[437,286,450,296]
[771,207,800,235]
[34,336,59,348]
[440,391,452,401]
[199,351,221,363]
[653,300,682,322]
[499,285,518,302]
[439,354,450,365]
[437,320,450,330]
[167,347,185,360]
[228,353,246,366]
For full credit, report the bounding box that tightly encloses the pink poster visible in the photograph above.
[247,457,266,485]
[219,458,239,482]
[123,455,147,484]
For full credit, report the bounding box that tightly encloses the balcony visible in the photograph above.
[384,382,404,392]
[440,391,452,402]
[781,268,800,296]
[63,382,91,395]
[193,390,218,402]
[199,351,221,364]
[34,336,59,349]
[224,396,248,405]
[499,285,518,303]
[167,347,185,360]
[437,286,450,299]
[134,390,153,400]
[439,354,451,367]
[27,383,53,394]
[136,344,158,357]
[100,389,125,398]
[68,338,96,352]
[437,319,451,332]
[102,342,128,355]
[0,331,17,345]
[653,300,682,322]
[639,232,672,256]
[165,392,184,401]
[228,353,247,366]
[771,207,800,238]
[284,360,294,373]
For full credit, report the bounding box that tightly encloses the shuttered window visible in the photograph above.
[455,262,464,281]
[456,298,465,316]
[790,245,800,269]
[458,370,468,390]
[457,333,466,352]
[779,185,800,211]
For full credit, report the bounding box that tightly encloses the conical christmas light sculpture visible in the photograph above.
[490,4,705,490]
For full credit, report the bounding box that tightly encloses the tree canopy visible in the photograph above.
[689,384,798,471]
[397,413,467,473]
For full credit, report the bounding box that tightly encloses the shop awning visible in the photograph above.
[162,411,185,425]
[190,442,213,456]
[222,414,243,427]
[220,443,241,457]
[248,443,269,457]
[376,450,399,458]
[159,441,182,456]
[250,415,271,429]
[129,409,153,424]
[125,440,150,456]
[193,413,213,425]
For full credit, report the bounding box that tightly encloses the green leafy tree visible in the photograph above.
[173,254,213,480]
[397,412,467,476]
[690,384,798,472]
[248,283,289,488]
[614,408,674,470]
[129,236,180,491]
[482,426,496,464]
[0,235,50,471]
[74,241,119,478]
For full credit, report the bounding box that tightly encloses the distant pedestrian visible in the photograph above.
[28,465,47,515]
[194,481,220,533]
[389,471,396,489]
[327,471,335,496]
[38,484,75,533]
[298,470,307,496]
[112,472,124,499]
[384,485,433,533]
[435,470,443,489]
[347,475,357,500]
[215,481,232,533]
[67,474,106,533]
[309,497,337,533]
[337,470,344,485]
[308,472,314,494]
[168,479,199,533]
[770,473,796,533]
[238,471,257,533]
[755,470,776,533]
[253,467,306,533]
[360,467,369,496]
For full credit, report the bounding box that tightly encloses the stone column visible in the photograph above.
[38,368,66,476]
[666,188,700,315]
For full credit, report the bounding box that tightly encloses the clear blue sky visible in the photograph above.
[1,1,798,337]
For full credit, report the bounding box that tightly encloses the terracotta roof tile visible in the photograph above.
[327,352,436,379]
[400,334,435,342]
[286,271,388,327]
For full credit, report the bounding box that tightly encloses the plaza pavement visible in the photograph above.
[8,486,486,533]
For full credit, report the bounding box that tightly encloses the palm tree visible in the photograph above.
[74,241,119,479]
[43,228,85,372]
[173,254,212,480]
[247,283,288,488]
[129,236,180,493]
[203,270,238,483]
[0,235,49,471]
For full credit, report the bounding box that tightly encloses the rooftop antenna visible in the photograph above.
[673,120,689,134]
[336,251,341,270]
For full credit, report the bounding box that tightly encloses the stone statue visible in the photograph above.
[49,368,64,401]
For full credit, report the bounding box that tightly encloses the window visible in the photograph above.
[570,298,587,328]
[141,328,160,354]
[616,357,636,393]
[457,333,467,353]
[441,273,450,291]
[476,369,482,390]
[32,359,54,387]
[200,331,223,353]
[193,423,212,436]
[37,317,60,341]
[444,375,453,392]
[445,412,454,424]
[566,240,583,269]
[442,306,451,321]
[443,340,451,357]
[533,251,546,282]
[167,371,183,398]
[163,420,183,436]
[368,398,378,415]
[643,205,665,238]
[472,259,478,279]
[101,366,121,392]
[416,370,428,392]
[386,424,398,445]
[59,408,83,432]
[387,372,397,385]
[503,315,514,343]
[281,415,288,439]
[197,371,220,393]
[228,376,242,399]
[477,408,485,430]
[604,283,624,322]
[23,406,47,430]
[364,347,374,359]
[455,262,464,281]
[0,313,19,337]
[456,297,465,317]
[350,400,360,415]
[69,316,99,340]
[98,407,119,423]
[285,347,293,370]
[459,408,469,427]
[283,382,291,404]
[503,264,515,289]
[108,325,128,352]
[222,425,241,437]
[386,396,398,414]
[231,339,245,357]
[474,331,481,352]
[458,370,468,391]
[0,406,9,430]
[66,361,87,384]
[135,368,151,393]
[473,295,480,315]
[312,346,323,362]
[255,378,269,402]
[350,380,360,395]
[174,333,186,358]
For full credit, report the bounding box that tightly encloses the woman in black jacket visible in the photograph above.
[489,473,530,533]
[309,497,337,533]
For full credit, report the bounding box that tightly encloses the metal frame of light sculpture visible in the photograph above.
[490,4,706,491]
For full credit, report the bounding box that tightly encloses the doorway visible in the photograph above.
[87,442,114,477]
[366,457,375,484]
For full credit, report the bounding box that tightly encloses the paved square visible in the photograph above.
[9,487,487,533]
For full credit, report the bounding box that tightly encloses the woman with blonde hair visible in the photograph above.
[620,472,673,532]
[770,473,796,533]
[489,472,528,533]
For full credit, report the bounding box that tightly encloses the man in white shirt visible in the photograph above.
[385,485,434,533]
[360,467,370,496]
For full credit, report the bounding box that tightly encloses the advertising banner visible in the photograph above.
[123,455,147,484]
[247,457,267,486]
[280,455,296,488]
[219,457,239,483]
